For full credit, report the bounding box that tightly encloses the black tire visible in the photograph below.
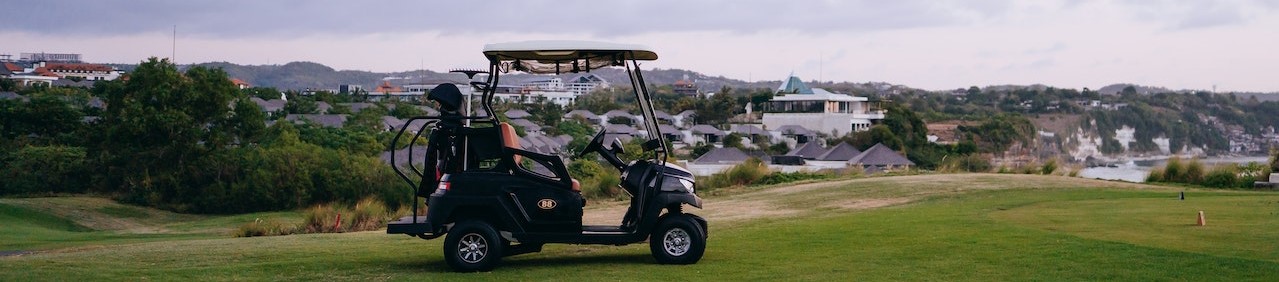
[443,220,504,272]
[650,214,706,264]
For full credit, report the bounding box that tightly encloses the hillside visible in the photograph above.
[103,61,926,95]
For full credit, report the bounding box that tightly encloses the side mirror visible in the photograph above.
[608,138,625,155]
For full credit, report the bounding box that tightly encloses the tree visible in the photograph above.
[524,101,565,128]
[575,88,627,114]
[92,57,241,200]
[389,101,424,119]
[1121,85,1138,96]
[850,125,904,151]
[880,103,928,148]
[0,93,84,144]
[285,93,319,114]
[241,87,282,100]
[693,88,739,125]
[722,133,744,149]
[0,77,16,91]
[223,97,267,144]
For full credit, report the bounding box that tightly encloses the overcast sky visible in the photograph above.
[4,0,1277,91]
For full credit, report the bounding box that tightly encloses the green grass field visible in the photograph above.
[2,174,1277,281]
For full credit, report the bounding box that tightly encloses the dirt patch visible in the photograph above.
[0,250,33,257]
[831,197,913,210]
[556,174,1159,227]
[699,198,802,223]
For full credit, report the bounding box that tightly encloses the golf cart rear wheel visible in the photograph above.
[443,220,504,272]
[650,214,706,264]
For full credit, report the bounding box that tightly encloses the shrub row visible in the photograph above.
[141,142,409,214]
[236,197,395,237]
[1146,157,1271,188]
[695,158,866,192]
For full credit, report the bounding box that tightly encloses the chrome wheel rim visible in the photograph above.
[458,233,488,263]
[663,228,691,256]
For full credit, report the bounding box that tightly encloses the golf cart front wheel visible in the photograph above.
[443,220,504,272]
[650,214,706,264]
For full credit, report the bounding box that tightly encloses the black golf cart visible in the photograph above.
[386,41,707,272]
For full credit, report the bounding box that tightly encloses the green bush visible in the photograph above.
[1145,168,1165,183]
[1271,149,1279,172]
[1238,162,1267,185]
[1201,165,1239,188]
[241,197,392,237]
[303,204,344,233]
[1183,159,1204,183]
[0,145,88,195]
[700,158,769,190]
[1019,163,1039,174]
[569,159,622,200]
[584,172,622,200]
[348,197,390,232]
[1163,157,1184,182]
[757,171,832,185]
[937,154,991,173]
[1041,159,1058,175]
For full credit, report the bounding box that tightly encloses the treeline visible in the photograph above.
[1,58,409,213]
[895,86,1098,122]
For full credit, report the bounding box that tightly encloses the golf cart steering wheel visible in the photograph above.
[579,129,607,158]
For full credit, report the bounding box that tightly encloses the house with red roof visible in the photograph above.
[230,78,250,89]
[36,62,122,81]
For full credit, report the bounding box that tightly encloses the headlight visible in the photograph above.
[660,177,695,193]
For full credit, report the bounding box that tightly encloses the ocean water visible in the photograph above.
[1077,156,1271,183]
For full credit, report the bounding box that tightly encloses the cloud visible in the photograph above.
[1023,42,1068,55]
[1113,0,1278,31]
[2,0,1014,38]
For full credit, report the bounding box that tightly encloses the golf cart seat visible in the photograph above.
[500,122,581,193]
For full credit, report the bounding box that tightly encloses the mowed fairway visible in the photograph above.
[2,174,1278,281]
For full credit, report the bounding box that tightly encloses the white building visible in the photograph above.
[565,74,608,95]
[762,75,885,137]
[523,77,565,91]
[510,74,608,106]
[493,90,577,106]
[35,62,122,81]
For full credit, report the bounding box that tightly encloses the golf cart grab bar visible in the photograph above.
[503,147,574,188]
[389,115,503,201]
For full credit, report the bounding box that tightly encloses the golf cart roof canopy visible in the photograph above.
[483,40,657,74]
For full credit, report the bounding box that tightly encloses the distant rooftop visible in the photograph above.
[777,74,814,94]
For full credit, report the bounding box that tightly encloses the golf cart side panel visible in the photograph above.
[425,194,513,233]
[654,193,703,209]
[437,172,583,234]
